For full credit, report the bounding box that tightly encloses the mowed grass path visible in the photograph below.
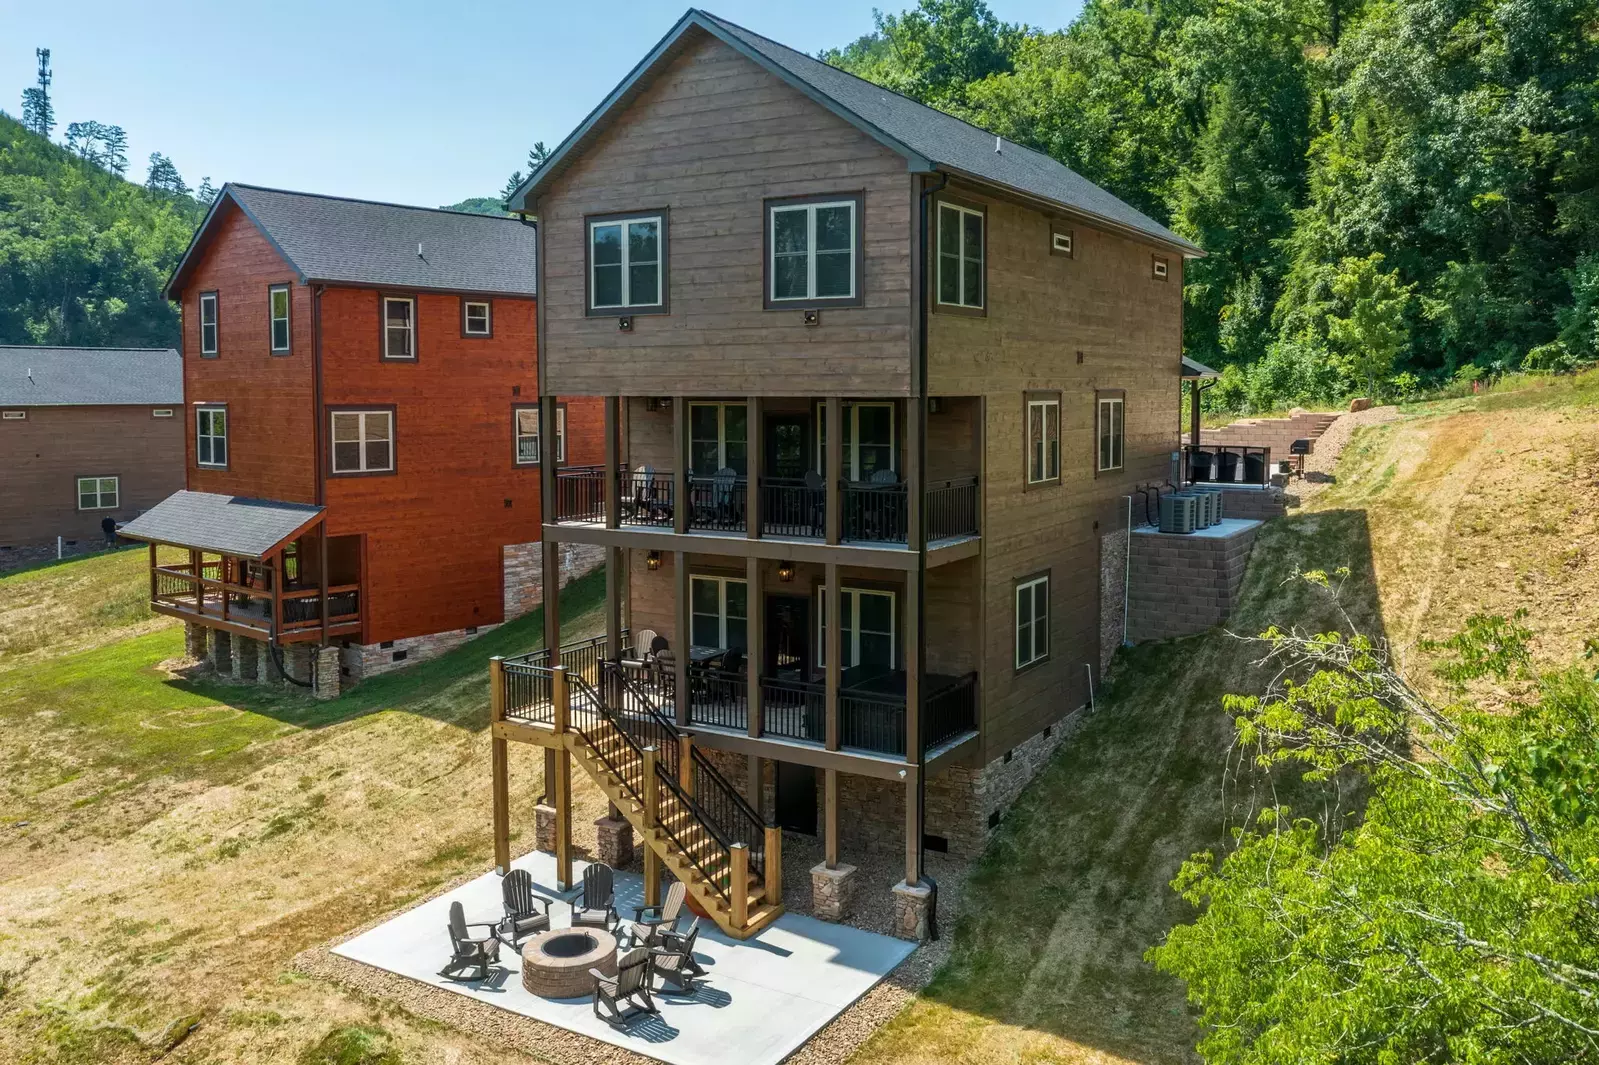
[852,370,1599,1065]
[0,565,611,1065]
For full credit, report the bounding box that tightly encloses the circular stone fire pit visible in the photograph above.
[521,927,618,998]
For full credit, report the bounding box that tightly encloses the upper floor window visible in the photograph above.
[588,214,664,313]
[1152,255,1170,281]
[689,403,747,475]
[463,299,491,337]
[1051,228,1074,257]
[937,201,985,310]
[1027,394,1060,484]
[77,476,118,510]
[331,409,394,474]
[383,297,415,360]
[1015,573,1050,669]
[269,285,291,352]
[1097,394,1125,472]
[817,401,895,481]
[196,407,227,468]
[766,196,860,306]
[514,405,564,465]
[690,575,747,652]
[199,292,219,356]
[818,585,896,670]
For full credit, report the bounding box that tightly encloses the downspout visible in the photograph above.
[917,170,948,936]
[1122,493,1133,647]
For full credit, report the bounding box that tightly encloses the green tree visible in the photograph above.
[822,0,1022,110]
[1150,584,1599,1063]
[1324,253,1411,396]
[19,47,54,139]
[144,152,189,197]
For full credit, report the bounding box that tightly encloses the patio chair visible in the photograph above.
[498,868,550,948]
[442,900,501,981]
[592,946,657,1026]
[803,469,826,535]
[712,466,740,525]
[632,628,659,664]
[571,863,618,930]
[651,917,707,994]
[630,881,686,946]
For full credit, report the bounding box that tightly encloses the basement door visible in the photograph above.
[775,762,817,836]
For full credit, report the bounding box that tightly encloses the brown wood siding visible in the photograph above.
[927,183,1184,760]
[538,35,914,398]
[0,405,184,546]
[180,204,316,502]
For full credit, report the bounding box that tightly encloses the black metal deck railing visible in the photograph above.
[555,466,606,522]
[761,478,825,537]
[619,469,675,527]
[841,481,908,543]
[839,686,908,756]
[687,664,748,730]
[760,676,826,743]
[926,476,980,541]
[1184,444,1272,486]
[686,476,748,532]
[923,671,978,752]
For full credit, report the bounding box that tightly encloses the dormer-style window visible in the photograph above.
[269,284,291,353]
[766,195,861,307]
[936,200,985,311]
[383,297,416,360]
[462,299,491,337]
[199,292,219,356]
[588,213,665,314]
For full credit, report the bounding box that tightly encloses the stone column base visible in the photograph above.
[258,640,284,685]
[233,637,259,682]
[312,645,341,701]
[594,817,635,869]
[891,880,933,941]
[534,803,557,853]
[184,622,207,661]
[210,629,233,675]
[810,862,857,922]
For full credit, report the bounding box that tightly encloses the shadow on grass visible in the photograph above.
[166,567,608,734]
[892,508,1385,1065]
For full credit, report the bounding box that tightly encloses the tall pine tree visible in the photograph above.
[19,48,54,139]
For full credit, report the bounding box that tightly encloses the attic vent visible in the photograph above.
[152,408,174,418]
[2,411,24,420]
[994,135,1002,154]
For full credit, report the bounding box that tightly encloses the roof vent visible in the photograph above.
[994,135,1002,154]
[417,241,424,258]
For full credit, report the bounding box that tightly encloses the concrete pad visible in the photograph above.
[333,851,916,1065]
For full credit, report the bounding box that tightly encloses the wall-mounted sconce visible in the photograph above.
[777,559,795,583]
[802,309,820,327]
[646,550,662,571]
[618,315,634,332]
[926,396,943,415]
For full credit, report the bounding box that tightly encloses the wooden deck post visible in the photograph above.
[551,665,569,735]
[904,765,922,887]
[642,745,661,908]
[746,555,763,737]
[551,664,572,890]
[319,526,330,643]
[824,561,841,751]
[147,543,157,603]
[746,395,762,539]
[604,396,621,530]
[489,656,510,875]
[824,767,839,869]
[672,397,689,536]
[764,825,783,905]
[673,550,690,727]
[678,734,694,796]
[643,845,661,911]
[541,394,561,658]
[730,842,749,929]
[825,397,843,545]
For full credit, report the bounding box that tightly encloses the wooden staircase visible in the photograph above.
[563,675,783,941]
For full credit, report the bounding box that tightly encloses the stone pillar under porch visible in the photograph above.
[184,622,207,661]
[257,639,284,685]
[311,645,341,700]
[232,636,260,682]
[209,628,232,674]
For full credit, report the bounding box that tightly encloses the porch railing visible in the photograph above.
[923,671,978,752]
[555,466,606,523]
[1184,445,1272,486]
[761,478,825,538]
[839,686,908,756]
[503,631,629,724]
[687,663,747,730]
[619,469,675,528]
[280,585,360,629]
[761,676,826,743]
[926,476,980,541]
[841,481,908,543]
[686,476,748,533]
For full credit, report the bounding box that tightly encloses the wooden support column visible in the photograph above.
[746,395,763,539]
[824,767,840,869]
[541,394,561,656]
[490,656,510,874]
[746,555,763,736]
[542,748,556,804]
[319,526,330,643]
[825,397,843,545]
[190,548,201,613]
[148,543,157,602]
[604,396,620,529]
[673,550,691,727]
[551,665,573,890]
[906,394,925,774]
[606,547,623,660]
[672,397,689,535]
[824,561,841,751]
[763,824,783,905]
[730,843,750,929]
[678,734,694,795]
[746,755,763,815]
[1190,378,1201,451]
[642,745,661,908]
[904,764,923,886]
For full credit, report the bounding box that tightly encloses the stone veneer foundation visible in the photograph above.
[502,540,607,620]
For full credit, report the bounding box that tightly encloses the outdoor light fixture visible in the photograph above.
[646,550,662,571]
[777,560,795,582]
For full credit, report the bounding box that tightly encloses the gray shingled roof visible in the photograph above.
[167,185,538,298]
[511,9,1201,256]
[1182,355,1220,378]
[0,346,182,406]
[118,490,323,559]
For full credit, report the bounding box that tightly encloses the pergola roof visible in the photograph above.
[118,491,323,560]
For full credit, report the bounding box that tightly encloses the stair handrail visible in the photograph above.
[651,760,733,905]
[567,673,653,806]
[689,746,767,880]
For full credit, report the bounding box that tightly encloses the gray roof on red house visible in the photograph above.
[509,8,1201,256]
[0,346,182,406]
[118,490,324,559]
[165,185,539,299]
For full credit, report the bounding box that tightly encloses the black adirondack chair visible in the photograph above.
[572,863,618,930]
[442,900,500,980]
[650,916,708,993]
[592,946,657,1026]
[498,868,551,947]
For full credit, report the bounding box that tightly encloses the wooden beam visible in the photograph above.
[554,747,573,891]
[824,767,839,869]
[746,395,762,539]
[604,395,620,530]
[673,549,690,727]
[747,755,763,814]
[825,397,843,545]
[490,656,511,875]
[763,824,783,905]
[904,765,922,886]
[824,561,841,751]
[672,397,688,535]
[905,567,922,763]
[319,528,330,643]
[643,843,661,910]
[746,554,763,737]
[606,545,623,662]
[534,520,923,570]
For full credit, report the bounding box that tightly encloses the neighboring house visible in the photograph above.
[0,346,184,549]
[488,9,1203,940]
[120,184,602,697]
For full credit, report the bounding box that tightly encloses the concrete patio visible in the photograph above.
[332,851,917,1065]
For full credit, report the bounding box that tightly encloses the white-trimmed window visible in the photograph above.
[690,575,748,652]
[199,291,219,355]
[269,284,290,352]
[689,403,748,475]
[937,202,985,309]
[1027,395,1061,483]
[589,215,663,311]
[77,476,118,510]
[383,297,415,359]
[768,198,857,303]
[196,407,227,468]
[331,410,394,474]
[515,406,564,465]
[818,586,896,670]
[1153,255,1170,281]
[1097,395,1125,472]
[463,299,491,336]
[1051,229,1074,257]
[1015,574,1049,669]
[817,401,895,481]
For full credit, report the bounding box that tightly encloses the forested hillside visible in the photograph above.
[0,112,203,348]
[826,0,1599,411]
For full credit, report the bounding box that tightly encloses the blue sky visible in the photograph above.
[1,0,1083,208]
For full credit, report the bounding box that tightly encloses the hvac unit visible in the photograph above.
[1160,493,1198,534]
[1175,490,1214,528]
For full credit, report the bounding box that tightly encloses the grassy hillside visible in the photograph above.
[0,113,202,346]
[854,369,1599,1064]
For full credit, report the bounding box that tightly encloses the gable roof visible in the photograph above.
[118,491,325,560]
[0,346,182,407]
[509,8,1202,257]
[165,184,539,299]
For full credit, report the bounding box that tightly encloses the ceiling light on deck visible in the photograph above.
[646,550,662,572]
[777,560,795,583]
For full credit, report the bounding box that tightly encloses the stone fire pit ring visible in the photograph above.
[521,927,618,998]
